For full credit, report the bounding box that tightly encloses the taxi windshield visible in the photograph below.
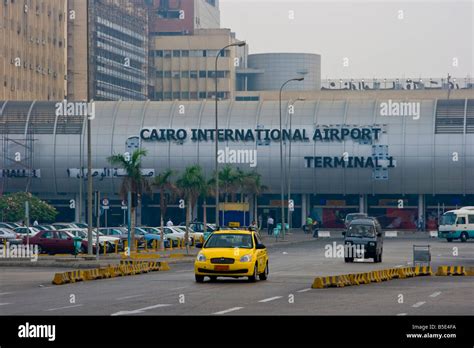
[347,224,375,237]
[204,233,254,249]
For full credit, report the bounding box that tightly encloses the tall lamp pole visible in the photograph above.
[287,98,305,234]
[86,0,93,255]
[215,41,246,229]
[279,78,304,240]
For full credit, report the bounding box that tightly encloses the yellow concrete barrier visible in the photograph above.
[312,276,331,289]
[52,272,70,285]
[437,265,467,276]
[115,240,119,254]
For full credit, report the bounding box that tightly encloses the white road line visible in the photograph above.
[0,303,12,306]
[111,304,171,316]
[213,307,243,315]
[429,291,442,298]
[175,270,191,273]
[297,288,312,293]
[116,294,144,301]
[259,296,282,303]
[0,292,12,296]
[46,304,83,311]
[170,286,188,291]
[412,301,426,308]
[397,313,408,316]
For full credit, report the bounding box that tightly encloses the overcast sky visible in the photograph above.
[220,0,473,79]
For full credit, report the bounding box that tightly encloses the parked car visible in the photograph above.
[0,222,20,229]
[0,227,22,244]
[342,218,383,263]
[24,230,80,255]
[172,225,204,243]
[63,228,119,252]
[53,223,87,230]
[13,227,40,238]
[98,227,146,249]
[137,227,170,248]
[35,224,58,231]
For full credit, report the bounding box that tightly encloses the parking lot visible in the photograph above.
[0,234,473,316]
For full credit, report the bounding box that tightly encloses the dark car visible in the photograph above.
[344,213,368,229]
[25,230,77,255]
[343,218,383,263]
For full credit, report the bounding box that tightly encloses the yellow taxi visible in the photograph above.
[194,229,268,283]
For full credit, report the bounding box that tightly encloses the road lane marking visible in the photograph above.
[0,292,12,296]
[46,304,83,311]
[213,307,243,315]
[170,286,188,291]
[116,294,144,301]
[429,292,442,298]
[259,296,282,303]
[111,304,171,316]
[412,301,426,308]
[297,288,312,293]
[0,303,12,306]
[397,313,407,316]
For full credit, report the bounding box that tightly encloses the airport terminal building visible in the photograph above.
[1,87,474,229]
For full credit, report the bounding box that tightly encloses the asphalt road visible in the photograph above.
[0,237,473,316]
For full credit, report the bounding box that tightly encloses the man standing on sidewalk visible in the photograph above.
[306,215,313,236]
[267,216,274,235]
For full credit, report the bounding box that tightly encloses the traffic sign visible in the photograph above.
[102,198,109,206]
[288,199,294,212]
[121,200,128,210]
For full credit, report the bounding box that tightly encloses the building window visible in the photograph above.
[156,71,163,78]
[173,50,181,57]
[172,71,180,79]
[182,92,189,99]
[154,50,163,57]
[163,50,171,58]
[199,92,207,99]
[181,50,189,57]
[164,71,171,78]
[164,92,172,99]
[182,71,189,78]
[190,92,198,99]
[190,71,198,78]
[199,71,206,78]
[173,92,180,99]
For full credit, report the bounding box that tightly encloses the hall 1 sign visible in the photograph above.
[0,169,41,178]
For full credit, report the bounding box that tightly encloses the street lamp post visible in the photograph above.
[215,41,245,229]
[287,98,305,234]
[279,78,304,240]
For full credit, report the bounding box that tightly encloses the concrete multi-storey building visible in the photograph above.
[67,0,149,101]
[149,28,245,101]
[0,0,67,101]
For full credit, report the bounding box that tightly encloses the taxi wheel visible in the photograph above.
[248,263,258,282]
[195,275,204,283]
[447,238,453,242]
[259,262,268,281]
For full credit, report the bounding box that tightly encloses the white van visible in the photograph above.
[438,207,474,242]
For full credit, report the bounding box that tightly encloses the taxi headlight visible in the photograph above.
[240,254,252,262]
[196,253,206,262]
[368,242,375,246]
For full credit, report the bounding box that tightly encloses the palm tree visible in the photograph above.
[219,165,238,204]
[243,171,268,226]
[152,169,178,250]
[176,165,206,253]
[107,149,150,252]
[200,177,214,234]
